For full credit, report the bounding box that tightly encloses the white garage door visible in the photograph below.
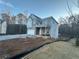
[27,29,35,35]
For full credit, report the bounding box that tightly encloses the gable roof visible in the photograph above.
[43,16,58,24]
[17,13,24,17]
[29,14,42,24]
[30,14,41,19]
[28,14,58,25]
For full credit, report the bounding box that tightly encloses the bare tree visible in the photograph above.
[58,17,70,25]
[66,0,79,46]
[1,9,11,24]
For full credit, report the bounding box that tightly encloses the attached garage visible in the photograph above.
[27,28,35,35]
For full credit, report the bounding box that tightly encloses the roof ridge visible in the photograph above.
[43,16,58,24]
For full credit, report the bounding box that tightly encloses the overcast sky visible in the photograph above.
[0,0,79,21]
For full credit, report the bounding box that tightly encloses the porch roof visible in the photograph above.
[35,25,49,27]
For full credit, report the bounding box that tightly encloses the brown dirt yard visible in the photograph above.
[0,37,53,59]
[22,41,79,59]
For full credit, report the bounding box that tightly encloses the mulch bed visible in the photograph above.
[0,37,53,59]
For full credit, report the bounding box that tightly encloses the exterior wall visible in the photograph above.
[1,21,7,34]
[50,19,58,39]
[15,17,19,24]
[27,29,35,35]
[11,16,16,24]
[27,17,35,35]
[27,18,33,28]
[0,24,1,33]
[22,18,27,24]
[15,15,27,25]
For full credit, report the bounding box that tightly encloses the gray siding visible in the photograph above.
[50,19,58,38]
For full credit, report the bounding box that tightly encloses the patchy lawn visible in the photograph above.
[22,41,79,59]
[0,37,53,59]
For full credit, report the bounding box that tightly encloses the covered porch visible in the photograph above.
[35,27,50,36]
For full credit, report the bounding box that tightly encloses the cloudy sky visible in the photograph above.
[0,0,79,21]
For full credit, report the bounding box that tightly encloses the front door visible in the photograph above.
[36,27,40,35]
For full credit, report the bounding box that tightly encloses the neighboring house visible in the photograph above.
[27,14,58,38]
[11,16,16,24]
[1,13,11,24]
[0,19,7,34]
[16,13,27,25]
[0,13,27,35]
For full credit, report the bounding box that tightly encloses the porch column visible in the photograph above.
[39,28,42,35]
[45,27,47,35]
